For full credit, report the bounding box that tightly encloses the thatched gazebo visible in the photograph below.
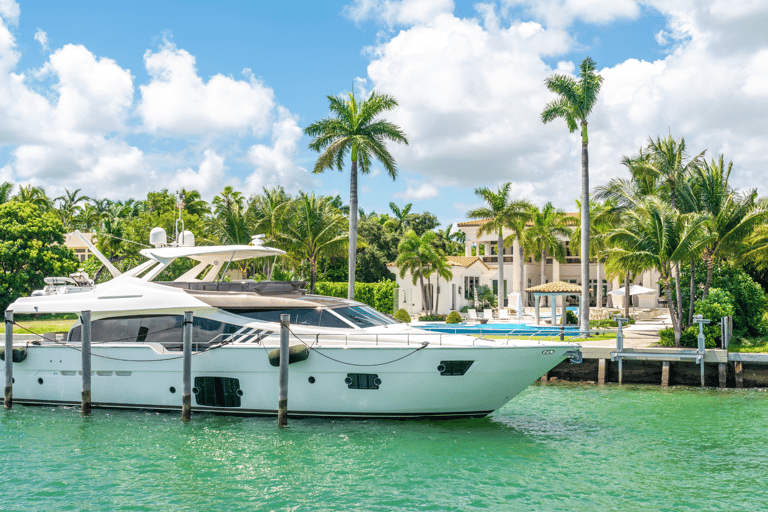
[526,281,582,326]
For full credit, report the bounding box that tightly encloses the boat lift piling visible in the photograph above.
[81,310,92,415]
[4,310,12,409]
[182,311,192,421]
[693,315,710,387]
[278,314,289,427]
[614,315,629,384]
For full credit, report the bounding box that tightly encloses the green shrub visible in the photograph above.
[659,327,697,347]
[446,311,463,324]
[393,309,411,323]
[460,305,469,313]
[565,310,578,325]
[418,314,447,321]
[314,281,395,314]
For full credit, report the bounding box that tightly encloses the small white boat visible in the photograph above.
[4,228,580,419]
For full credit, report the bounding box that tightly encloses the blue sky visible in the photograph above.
[1,0,767,228]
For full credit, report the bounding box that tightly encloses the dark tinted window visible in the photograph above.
[226,308,351,329]
[331,306,398,328]
[68,315,241,344]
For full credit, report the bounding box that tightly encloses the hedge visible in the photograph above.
[314,281,396,314]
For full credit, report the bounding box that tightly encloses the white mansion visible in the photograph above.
[390,217,664,317]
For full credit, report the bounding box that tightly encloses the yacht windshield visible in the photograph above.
[331,305,398,328]
[225,308,351,329]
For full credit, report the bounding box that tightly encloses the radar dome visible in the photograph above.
[150,227,167,248]
[178,230,195,247]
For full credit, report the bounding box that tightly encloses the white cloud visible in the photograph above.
[138,41,275,136]
[33,28,47,50]
[244,107,314,195]
[172,150,228,200]
[344,0,455,27]
[360,2,768,208]
[394,181,439,200]
[501,0,639,28]
[0,0,19,25]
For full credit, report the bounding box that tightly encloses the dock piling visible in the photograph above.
[182,311,192,421]
[81,310,91,415]
[661,361,670,387]
[598,359,606,385]
[735,361,743,388]
[719,363,727,388]
[278,314,289,427]
[4,310,12,409]
[693,315,710,387]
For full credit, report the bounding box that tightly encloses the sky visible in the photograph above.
[0,0,767,228]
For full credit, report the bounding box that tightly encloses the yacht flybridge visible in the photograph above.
[5,228,581,419]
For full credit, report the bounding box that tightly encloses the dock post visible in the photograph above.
[734,361,743,388]
[718,363,727,388]
[278,314,289,427]
[598,359,606,385]
[661,362,670,387]
[4,310,12,409]
[614,315,628,385]
[182,311,192,421]
[81,310,91,415]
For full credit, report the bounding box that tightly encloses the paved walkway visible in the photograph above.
[580,314,672,348]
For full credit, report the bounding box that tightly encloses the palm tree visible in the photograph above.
[208,186,254,278]
[606,198,714,346]
[0,182,13,204]
[178,188,211,217]
[396,230,440,316]
[55,188,90,231]
[250,186,291,278]
[523,203,570,304]
[75,203,101,232]
[305,90,408,300]
[388,202,412,233]
[429,256,453,315]
[14,184,51,210]
[541,56,604,332]
[467,183,532,313]
[278,193,348,293]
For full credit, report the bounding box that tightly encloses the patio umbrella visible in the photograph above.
[608,284,655,296]
[473,285,479,309]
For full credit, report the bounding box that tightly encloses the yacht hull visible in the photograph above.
[2,342,575,418]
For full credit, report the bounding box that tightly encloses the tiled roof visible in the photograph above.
[445,256,482,268]
[457,218,492,227]
[458,212,579,229]
[525,280,582,293]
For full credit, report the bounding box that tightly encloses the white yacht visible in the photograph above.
[4,228,581,419]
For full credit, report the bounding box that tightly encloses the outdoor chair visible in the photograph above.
[468,309,479,321]
[483,309,494,321]
[497,308,511,321]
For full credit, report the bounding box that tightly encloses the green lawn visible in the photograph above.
[728,336,768,353]
[2,315,77,335]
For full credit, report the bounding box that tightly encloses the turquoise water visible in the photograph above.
[2,383,766,511]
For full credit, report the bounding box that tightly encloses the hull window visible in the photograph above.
[345,373,381,390]
[193,377,242,407]
[438,361,474,376]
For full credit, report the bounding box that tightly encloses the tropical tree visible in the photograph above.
[541,56,604,332]
[278,193,348,293]
[396,230,440,316]
[55,188,90,231]
[178,188,211,217]
[388,202,412,233]
[429,255,453,316]
[523,203,570,304]
[0,181,13,204]
[14,184,51,210]
[467,183,532,313]
[305,90,408,300]
[606,198,714,346]
[208,186,254,277]
[250,186,291,278]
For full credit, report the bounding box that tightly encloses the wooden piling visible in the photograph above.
[735,361,743,388]
[278,314,289,427]
[4,310,12,409]
[719,363,727,388]
[81,310,91,415]
[182,311,192,421]
[661,361,670,387]
[598,359,606,385]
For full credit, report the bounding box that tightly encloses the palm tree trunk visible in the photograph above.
[497,232,504,311]
[348,159,358,300]
[624,271,630,320]
[688,257,696,325]
[434,278,440,316]
[674,263,684,331]
[703,250,715,300]
[418,271,427,316]
[517,236,524,316]
[310,259,317,294]
[540,250,546,307]
[663,273,681,347]
[580,140,590,333]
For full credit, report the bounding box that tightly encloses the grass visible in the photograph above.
[728,336,768,353]
[2,314,77,335]
[473,332,616,342]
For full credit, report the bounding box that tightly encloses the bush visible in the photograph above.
[446,311,463,324]
[565,310,578,325]
[460,305,469,313]
[660,288,738,348]
[418,314,447,321]
[658,327,699,348]
[393,309,411,323]
[314,281,395,315]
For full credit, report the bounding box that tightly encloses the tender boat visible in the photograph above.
[4,228,581,419]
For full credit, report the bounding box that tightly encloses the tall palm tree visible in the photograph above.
[541,56,604,332]
[305,90,408,300]
[178,188,211,217]
[523,203,570,303]
[467,183,532,313]
[55,188,90,231]
[250,186,291,278]
[606,198,714,346]
[209,186,254,278]
[429,256,453,315]
[14,184,51,210]
[278,193,348,293]
[396,230,439,316]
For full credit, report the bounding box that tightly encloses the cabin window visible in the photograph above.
[68,315,240,346]
[331,305,398,328]
[226,308,351,329]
